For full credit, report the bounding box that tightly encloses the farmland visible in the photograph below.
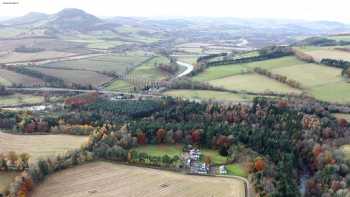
[208,74,301,94]
[0,171,19,194]
[44,53,150,73]
[31,161,245,197]
[130,56,170,80]
[131,144,183,157]
[104,80,133,92]
[302,49,350,62]
[0,69,44,86]
[0,51,76,64]
[0,93,44,106]
[342,145,350,160]
[0,132,88,162]
[30,67,113,87]
[163,89,253,102]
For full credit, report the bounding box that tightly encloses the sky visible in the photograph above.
[0,0,349,23]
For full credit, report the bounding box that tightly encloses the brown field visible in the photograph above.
[32,161,245,197]
[0,132,88,162]
[0,69,44,86]
[304,49,350,62]
[0,51,76,64]
[31,67,113,87]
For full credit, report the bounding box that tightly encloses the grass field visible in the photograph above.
[303,49,350,62]
[310,81,350,104]
[132,144,183,157]
[0,51,76,64]
[31,162,245,197]
[226,164,248,178]
[193,56,303,81]
[271,63,342,87]
[0,69,44,86]
[105,80,133,92]
[333,113,350,121]
[342,145,350,160]
[0,132,88,162]
[0,93,44,106]
[328,35,350,42]
[130,56,170,80]
[31,67,113,87]
[44,54,149,73]
[209,74,301,94]
[163,89,254,102]
[0,171,19,194]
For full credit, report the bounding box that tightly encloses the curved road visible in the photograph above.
[176,61,194,78]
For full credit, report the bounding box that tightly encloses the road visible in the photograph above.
[176,61,194,78]
[7,87,161,98]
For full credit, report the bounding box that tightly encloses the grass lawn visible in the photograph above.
[310,81,350,104]
[0,94,44,106]
[0,171,19,194]
[131,144,183,157]
[328,35,350,42]
[271,63,342,88]
[129,56,170,80]
[105,80,133,92]
[303,49,350,62]
[163,89,254,102]
[341,145,350,161]
[0,76,12,86]
[333,113,350,121]
[44,54,149,74]
[202,149,228,164]
[226,164,248,177]
[193,56,303,81]
[209,73,301,94]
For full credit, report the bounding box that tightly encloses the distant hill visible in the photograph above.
[2,12,49,26]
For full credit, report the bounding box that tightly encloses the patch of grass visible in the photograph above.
[0,69,44,87]
[0,76,12,86]
[341,145,350,161]
[0,171,19,194]
[202,149,228,164]
[130,56,170,80]
[333,113,350,121]
[105,80,133,92]
[303,49,350,62]
[0,94,44,106]
[310,81,350,104]
[163,89,254,102]
[271,63,342,88]
[193,56,303,81]
[226,164,248,177]
[209,73,301,94]
[131,144,183,157]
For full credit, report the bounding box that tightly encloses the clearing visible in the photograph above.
[31,161,246,197]
[0,132,88,162]
[163,89,253,103]
[208,73,301,94]
[31,67,113,87]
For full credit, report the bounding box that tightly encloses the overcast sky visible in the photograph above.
[0,0,349,23]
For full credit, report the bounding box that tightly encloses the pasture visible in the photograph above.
[0,51,76,64]
[130,56,170,80]
[0,69,44,86]
[0,93,44,106]
[193,56,303,81]
[271,63,342,87]
[303,49,350,62]
[31,162,246,197]
[105,80,133,92]
[132,144,183,157]
[208,74,301,94]
[342,145,350,160]
[310,81,350,104]
[31,67,113,87]
[0,132,88,162]
[0,171,19,195]
[44,53,149,73]
[163,89,253,102]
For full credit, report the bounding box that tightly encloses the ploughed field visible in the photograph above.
[31,161,246,197]
[0,132,88,162]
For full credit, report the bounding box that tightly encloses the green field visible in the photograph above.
[193,56,303,81]
[163,89,254,102]
[209,74,301,94]
[310,81,350,104]
[226,164,248,177]
[105,80,133,92]
[328,35,350,42]
[202,149,228,164]
[271,63,342,87]
[342,145,350,161]
[44,54,149,73]
[0,171,19,194]
[0,76,12,86]
[130,56,170,80]
[0,94,44,106]
[0,69,44,87]
[131,144,183,157]
[302,49,350,62]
